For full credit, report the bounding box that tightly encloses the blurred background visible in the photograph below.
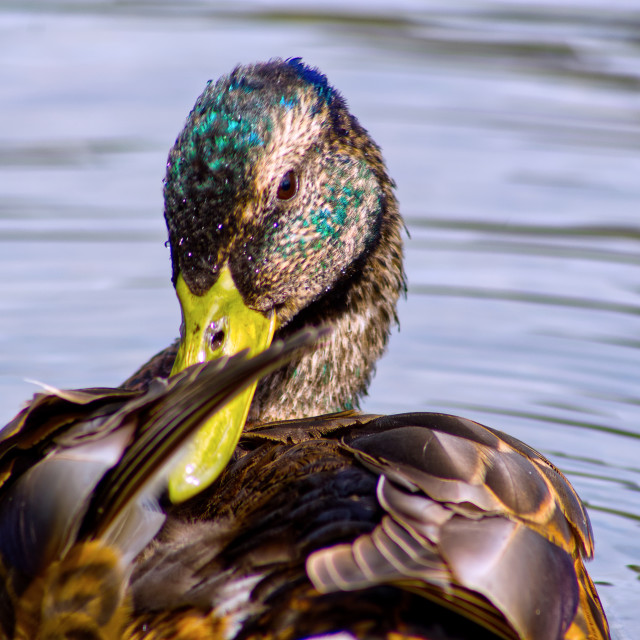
[1,1,639,637]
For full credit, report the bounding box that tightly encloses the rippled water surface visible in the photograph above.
[1,2,639,637]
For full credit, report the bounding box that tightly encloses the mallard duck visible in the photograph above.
[0,58,609,640]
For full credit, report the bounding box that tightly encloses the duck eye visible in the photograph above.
[277,170,298,200]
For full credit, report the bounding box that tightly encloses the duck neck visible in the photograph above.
[247,189,405,425]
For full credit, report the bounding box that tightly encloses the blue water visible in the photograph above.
[1,2,639,637]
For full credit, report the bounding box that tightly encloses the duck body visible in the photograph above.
[0,59,610,639]
[0,397,608,640]
[128,412,607,640]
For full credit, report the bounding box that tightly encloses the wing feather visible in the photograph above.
[302,412,609,640]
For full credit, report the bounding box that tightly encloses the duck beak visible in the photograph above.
[167,264,276,503]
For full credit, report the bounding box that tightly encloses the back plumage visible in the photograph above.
[127,412,608,640]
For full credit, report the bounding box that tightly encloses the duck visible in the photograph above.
[0,58,609,640]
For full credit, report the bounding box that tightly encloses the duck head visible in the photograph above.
[165,59,404,501]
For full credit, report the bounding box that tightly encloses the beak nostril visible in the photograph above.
[209,328,225,352]
[205,317,227,355]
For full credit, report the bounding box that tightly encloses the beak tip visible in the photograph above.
[168,473,202,503]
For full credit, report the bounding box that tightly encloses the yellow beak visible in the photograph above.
[168,265,276,502]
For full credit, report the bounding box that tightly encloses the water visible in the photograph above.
[1,2,639,637]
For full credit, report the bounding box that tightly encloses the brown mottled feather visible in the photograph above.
[13,542,130,640]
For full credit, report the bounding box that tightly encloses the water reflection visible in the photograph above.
[1,2,639,637]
